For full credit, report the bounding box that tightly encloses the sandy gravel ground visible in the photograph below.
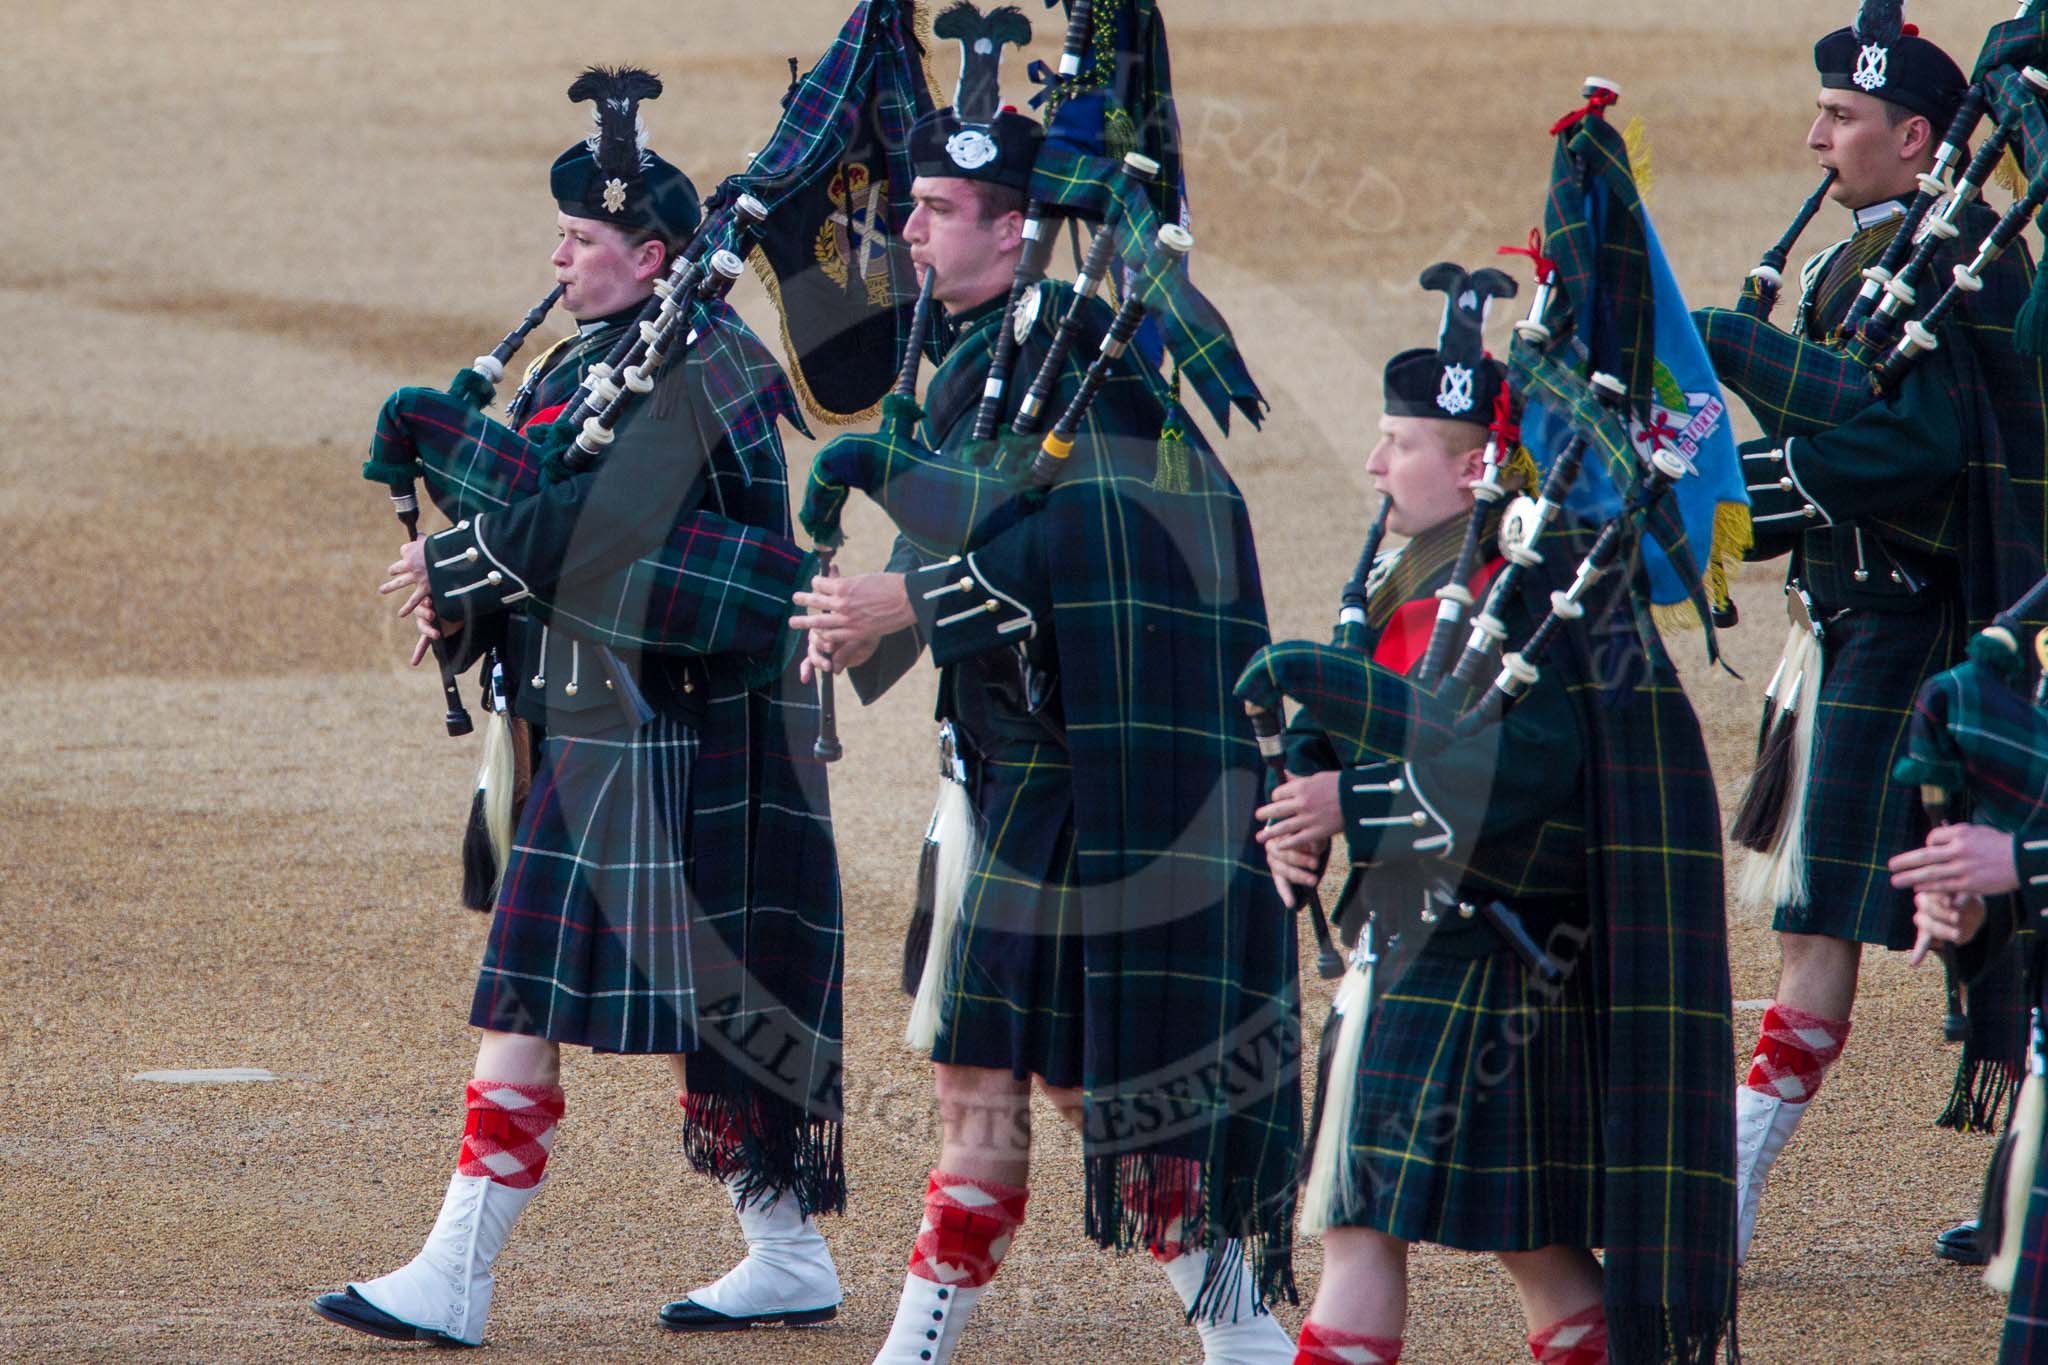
[0,1,2020,1360]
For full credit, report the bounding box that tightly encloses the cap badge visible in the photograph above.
[1853,43,1889,92]
[1437,363,1475,416]
[946,128,999,171]
[602,178,628,214]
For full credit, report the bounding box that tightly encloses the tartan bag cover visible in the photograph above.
[369,299,820,682]
[1238,524,1738,1365]
[800,284,1302,1306]
[364,302,846,1214]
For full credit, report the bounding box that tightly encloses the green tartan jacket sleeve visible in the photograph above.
[1764,359,1963,531]
[1336,664,1583,874]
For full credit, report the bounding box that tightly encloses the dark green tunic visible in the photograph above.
[1752,200,1991,946]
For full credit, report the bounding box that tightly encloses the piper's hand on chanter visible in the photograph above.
[1255,771,1343,847]
[1264,838,1326,909]
[380,539,460,666]
[1909,891,1990,968]
[380,538,430,599]
[1888,822,2020,898]
[791,570,912,684]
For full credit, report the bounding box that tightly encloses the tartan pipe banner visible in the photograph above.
[1986,63,2048,188]
[710,0,937,426]
[1975,7,2048,88]
[1030,145,1266,433]
[1522,108,1746,634]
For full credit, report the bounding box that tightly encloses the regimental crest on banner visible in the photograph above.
[1854,41,1889,91]
[815,161,892,307]
[1437,363,1475,416]
[1627,359,1724,476]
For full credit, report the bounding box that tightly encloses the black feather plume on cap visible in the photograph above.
[934,2,1032,122]
[568,66,663,186]
[550,65,699,245]
[1853,0,1905,47]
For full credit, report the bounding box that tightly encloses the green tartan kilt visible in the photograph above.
[1771,600,1956,949]
[471,714,704,1054]
[928,733,1087,1090]
[1323,930,1603,1252]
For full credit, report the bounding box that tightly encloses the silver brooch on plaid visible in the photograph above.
[1013,282,1043,344]
[1499,495,1541,556]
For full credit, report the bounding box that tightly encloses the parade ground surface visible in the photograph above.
[0,1,2019,1359]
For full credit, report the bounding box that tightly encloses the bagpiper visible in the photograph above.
[312,67,845,1345]
[1241,269,1736,1365]
[1702,5,2048,1265]
[790,5,1300,1360]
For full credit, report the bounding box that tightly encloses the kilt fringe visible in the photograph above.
[680,1090,847,1219]
[1608,1304,1733,1365]
[1082,1150,1299,1317]
[1938,1055,2021,1134]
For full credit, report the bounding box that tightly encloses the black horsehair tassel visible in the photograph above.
[1730,667,1804,853]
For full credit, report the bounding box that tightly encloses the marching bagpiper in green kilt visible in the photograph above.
[1280,512,1604,1252]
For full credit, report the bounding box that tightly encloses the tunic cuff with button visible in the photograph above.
[1339,760,1456,866]
[1743,442,1834,533]
[2017,832,2048,926]
[905,548,1041,669]
[424,515,531,628]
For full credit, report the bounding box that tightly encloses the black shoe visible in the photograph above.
[312,1287,471,1346]
[1934,1219,1987,1266]
[657,1296,839,1332]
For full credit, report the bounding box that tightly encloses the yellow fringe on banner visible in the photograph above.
[1995,146,2028,199]
[1624,115,1657,202]
[1501,443,1540,495]
[1650,500,1754,634]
